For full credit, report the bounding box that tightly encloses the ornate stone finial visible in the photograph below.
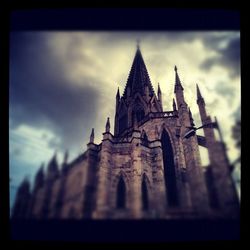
[105,117,110,133]
[174,65,183,93]
[196,83,203,100]
[90,128,95,143]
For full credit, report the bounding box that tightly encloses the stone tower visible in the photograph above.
[12,45,239,220]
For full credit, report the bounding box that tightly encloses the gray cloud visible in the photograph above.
[10,32,102,153]
[213,81,236,104]
[200,36,240,78]
[10,31,240,158]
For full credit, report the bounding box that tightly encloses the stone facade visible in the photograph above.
[12,46,240,220]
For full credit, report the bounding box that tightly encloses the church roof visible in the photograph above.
[123,47,155,97]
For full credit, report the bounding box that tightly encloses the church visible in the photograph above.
[12,45,240,220]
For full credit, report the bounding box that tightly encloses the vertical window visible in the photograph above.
[142,176,149,210]
[142,131,149,146]
[119,114,128,133]
[161,129,179,207]
[117,177,126,209]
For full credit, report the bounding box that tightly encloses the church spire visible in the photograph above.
[116,87,120,99]
[196,83,203,102]
[116,87,120,110]
[105,117,110,133]
[123,45,155,98]
[196,84,208,126]
[174,66,187,111]
[174,65,184,93]
[34,163,44,189]
[89,128,95,143]
[47,151,59,180]
[157,82,162,96]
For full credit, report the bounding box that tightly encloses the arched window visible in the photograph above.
[141,131,149,147]
[142,176,149,210]
[118,104,128,134]
[116,177,126,209]
[161,129,179,207]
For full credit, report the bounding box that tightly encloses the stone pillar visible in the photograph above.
[180,104,210,215]
[150,141,166,218]
[175,132,192,209]
[92,134,112,219]
[130,130,143,218]
[203,117,239,218]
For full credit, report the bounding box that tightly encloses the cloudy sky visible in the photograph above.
[9,31,241,210]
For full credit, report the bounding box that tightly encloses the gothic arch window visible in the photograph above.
[116,176,126,209]
[141,130,149,147]
[119,114,128,133]
[142,175,149,211]
[118,103,128,133]
[161,129,179,207]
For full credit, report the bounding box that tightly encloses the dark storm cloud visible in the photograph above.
[10,32,101,151]
[200,36,240,78]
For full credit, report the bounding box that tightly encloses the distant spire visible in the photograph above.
[90,128,95,143]
[196,84,203,100]
[20,176,30,190]
[23,175,30,184]
[38,162,44,174]
[173,98,177,111]
[35,163,44,188]
[157,82,161,94]
[116,87,120,99]
[174,65,184,93]
[47,152,58,177]
[123,45,154,97]
[49,151,57,166]
[105,117,110,133]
